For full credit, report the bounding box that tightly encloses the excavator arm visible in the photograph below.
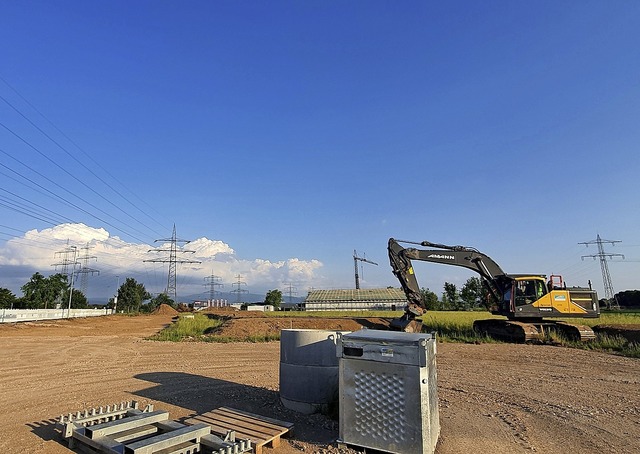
[388,238,510,331]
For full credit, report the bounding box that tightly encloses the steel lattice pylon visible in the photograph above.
[580,234,624,310]
[204,273,223,302]
[145,225,201,302]
[76,243,99,296]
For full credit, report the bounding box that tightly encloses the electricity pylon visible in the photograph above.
[580,234,624,310]
[231,274,248,303]
[145,225,201,302]
[282,282,297,304]
[204,273,223,301]
[52,243,79,310]
[76,242,99,296]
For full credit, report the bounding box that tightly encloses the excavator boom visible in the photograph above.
[388,238,507,308]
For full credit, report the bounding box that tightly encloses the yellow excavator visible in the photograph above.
[388,238,600,342]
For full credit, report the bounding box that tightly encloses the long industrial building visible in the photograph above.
[302,288,408,311]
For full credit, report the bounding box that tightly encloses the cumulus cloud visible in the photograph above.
[240,258,323,285]
[0,223,324,297]
[189,237,235,260]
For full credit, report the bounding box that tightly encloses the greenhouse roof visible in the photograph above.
[305,288,407,303]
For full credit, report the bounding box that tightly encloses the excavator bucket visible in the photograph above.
[390,316,423,333]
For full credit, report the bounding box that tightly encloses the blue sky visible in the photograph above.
[1,1,639,302]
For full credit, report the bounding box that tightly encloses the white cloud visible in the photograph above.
[0,223,324,297]
[189,237,235,259]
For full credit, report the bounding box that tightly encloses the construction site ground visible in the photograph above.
[1,311,639,454]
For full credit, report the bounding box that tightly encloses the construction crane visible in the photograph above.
[353,250,378,289]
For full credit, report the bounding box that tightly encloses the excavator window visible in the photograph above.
[515,280,547,306]
[515,280,537,306]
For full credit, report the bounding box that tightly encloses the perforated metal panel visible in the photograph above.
[353,370,406,443]
[337,330,439,454]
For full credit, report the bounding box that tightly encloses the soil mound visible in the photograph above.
[153,304,179,316]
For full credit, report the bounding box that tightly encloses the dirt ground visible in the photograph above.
[1,312,639,454]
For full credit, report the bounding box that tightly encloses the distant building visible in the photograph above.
[246,304,275,312]
[193,299,229,310]
[303,288,407,312]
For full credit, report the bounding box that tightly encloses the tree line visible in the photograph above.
[2,273,638,312]
[420,278,640,311]
[0,274,175,313]
[419,277,488,311]
[107,278,181,313]
[0,272,88,310]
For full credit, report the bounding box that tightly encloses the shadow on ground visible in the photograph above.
[133,372,338,444]
[353,318,391,330]
[27,418,60,444]
[134,371,278,415]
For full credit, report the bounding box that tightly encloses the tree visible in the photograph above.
[0,288,18,309]
[615,290,640,309]
[420,287,440,311]
[64,288,89,309]
[442,282,460,310]
[145,293,176,313]
[460,277,484,310]
[116,278,151,313]
[20,273,68,309]
[265,289,283,309]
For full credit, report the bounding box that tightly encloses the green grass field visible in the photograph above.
[147,313,223,342]
[148,310,639,357]
[419,310,640,357]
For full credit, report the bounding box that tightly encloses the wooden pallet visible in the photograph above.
[186,407,294,454]
[58,402,251,454]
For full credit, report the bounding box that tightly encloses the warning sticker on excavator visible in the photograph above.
[554,295,567,301]
[381,348,394,357]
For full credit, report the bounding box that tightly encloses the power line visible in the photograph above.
[0,185,77,226]
[0,93,165,237]
[0,147,149,242]
[0,77,169,235]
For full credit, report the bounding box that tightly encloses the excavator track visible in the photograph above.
[473,319,596,342]
[473,319,542,343]
[538,321,596,342]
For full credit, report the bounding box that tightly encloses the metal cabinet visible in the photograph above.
[336,330,439,454]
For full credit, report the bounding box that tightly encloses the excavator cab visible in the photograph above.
[487,276,547,316]
[513,278,546,308]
